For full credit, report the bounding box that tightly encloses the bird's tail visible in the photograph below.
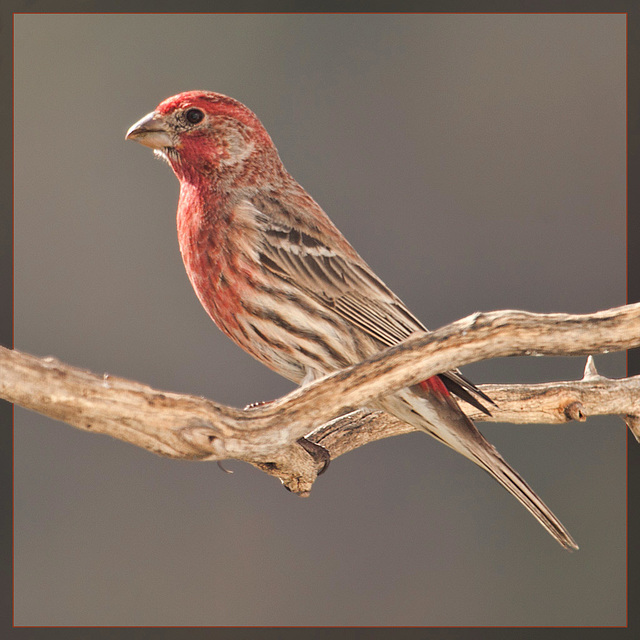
[376,382,578,551]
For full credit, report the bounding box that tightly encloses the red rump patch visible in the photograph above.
[419,376,450,397]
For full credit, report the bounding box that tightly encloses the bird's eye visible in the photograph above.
[185,108,204,125]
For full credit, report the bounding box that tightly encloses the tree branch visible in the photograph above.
[311,356,640,457]
[3,303,640,494]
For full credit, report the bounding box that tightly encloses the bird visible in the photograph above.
[126,90,578,551]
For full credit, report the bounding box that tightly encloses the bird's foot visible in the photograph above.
[244,399,274,410]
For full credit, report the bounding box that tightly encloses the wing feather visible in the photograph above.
[244,197,492,413]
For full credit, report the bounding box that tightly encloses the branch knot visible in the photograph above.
[563,401,587,422]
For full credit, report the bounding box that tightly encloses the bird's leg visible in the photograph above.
[244,399,330,475]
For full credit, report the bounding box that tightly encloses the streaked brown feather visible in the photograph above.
[247,196,492,413]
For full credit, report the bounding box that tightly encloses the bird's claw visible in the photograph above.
[244,399,274,410]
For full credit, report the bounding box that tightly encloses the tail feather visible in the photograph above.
[376,387,578,551]
[468,443,578,551]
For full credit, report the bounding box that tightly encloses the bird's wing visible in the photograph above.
[243,197,493,413]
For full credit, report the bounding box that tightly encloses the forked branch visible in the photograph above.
[2,303,640,494]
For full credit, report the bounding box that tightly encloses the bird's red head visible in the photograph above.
[126,91,277,186]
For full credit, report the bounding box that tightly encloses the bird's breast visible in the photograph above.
[178,217,241,333]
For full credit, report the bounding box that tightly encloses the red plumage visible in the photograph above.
[127,90,577,550]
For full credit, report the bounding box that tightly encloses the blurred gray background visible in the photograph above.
[14,14,625,625]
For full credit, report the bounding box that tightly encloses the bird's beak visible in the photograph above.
[125,111,174,149]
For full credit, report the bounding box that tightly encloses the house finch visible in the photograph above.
[126,90,577,551]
